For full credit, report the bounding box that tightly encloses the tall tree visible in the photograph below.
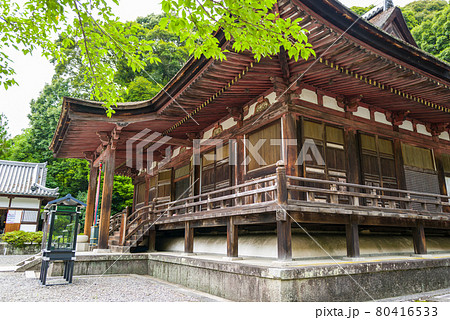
[1,1,314,115]
[412,4,450,63]
[402,0,448,29]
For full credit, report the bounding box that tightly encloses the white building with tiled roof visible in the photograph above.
[0,160,59,233]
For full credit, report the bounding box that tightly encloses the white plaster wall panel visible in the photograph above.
[221,117,237,130]
[265,92,277,105]
[399,120,414,131]
[201,127,214,141]
[374,112,392,126]
[439,131,450,141]
[0,196,9,207]
[172,147,180,158]
[416,124,432,136]
[10,198,40,209]
[156,234,450,259]
[299,89,318,104]
[20,224,37,232]
[322,96,344,112]
[353,106,371,119]
[244,102,256,120]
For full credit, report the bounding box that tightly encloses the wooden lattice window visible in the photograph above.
[157,169,172,199]
[401,144,435,171]
[174,164,191,200]
[201,144,230,193]
[246,121,281,172]
[303,120,346,181]
[360,134,397,189]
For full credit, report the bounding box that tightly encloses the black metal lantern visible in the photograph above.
[40,194,86,285]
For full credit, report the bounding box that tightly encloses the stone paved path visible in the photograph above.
[378,287,450,302]
[0,272,225,302]
[0,254,33,266]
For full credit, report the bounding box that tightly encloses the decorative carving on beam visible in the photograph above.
[96,131,110,147]
[83,151,96,163]
[186,132,200,141]
[386,111,410,126]
[336,94,363,112]
[228,106,243,123]
[426,123,447,138]
[255,97,271,114]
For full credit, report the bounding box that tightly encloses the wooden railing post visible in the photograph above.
[276,160,288,205]
[119,206,130,246]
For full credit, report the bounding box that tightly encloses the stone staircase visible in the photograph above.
[15,253,42,272]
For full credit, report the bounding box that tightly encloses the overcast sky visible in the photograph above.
[0,0,416,137]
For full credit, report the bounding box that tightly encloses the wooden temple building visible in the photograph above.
[50,0,450,261]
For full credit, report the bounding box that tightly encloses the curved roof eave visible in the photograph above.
[296,0,450,85]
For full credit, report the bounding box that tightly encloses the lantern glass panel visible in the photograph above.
[49,211,77,250]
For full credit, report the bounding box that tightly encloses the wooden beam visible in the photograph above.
[346,217,360,258]
[227,216,238,257]
[98,144,116,249]
[413,221,427,255]
[184,221,194,253]
[84,164,99,238]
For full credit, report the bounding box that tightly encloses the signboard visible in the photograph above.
[6,210,22,224]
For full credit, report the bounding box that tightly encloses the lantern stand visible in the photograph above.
[40,194,86,286]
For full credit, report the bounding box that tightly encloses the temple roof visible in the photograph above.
[50,0,450,167]
[363,2,418,47]
[0,160,59,198]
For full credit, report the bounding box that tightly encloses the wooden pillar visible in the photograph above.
[227,216,238,257]
[434,149,448,197]
[277,218,292,261]
[148,228,156,252]
[184,221,194,253]
[144,175,150,205]
[276,161,292,261]
[344,128,361,185]
[281,113,298,177]
[84,164,99,238]
[98,145,116,249]
[346,217,360,258]
[413,221,427,255]
[393,138,407,190]
[234,135,245,185]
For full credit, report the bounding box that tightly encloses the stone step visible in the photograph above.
[109,245,129,253]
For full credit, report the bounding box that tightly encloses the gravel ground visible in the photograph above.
[0,255,33,266]
[0,272,223,302]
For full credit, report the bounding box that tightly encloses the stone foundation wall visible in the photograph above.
[147,254,450,301]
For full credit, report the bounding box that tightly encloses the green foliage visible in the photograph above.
[160,0,315,62]
[0,113,10,158]
[0,0,158,115]
[350,5,375,16]
[112,176,134,213]
[411,4,450,63]
[402,0,448,29]
[1,231,43,247]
